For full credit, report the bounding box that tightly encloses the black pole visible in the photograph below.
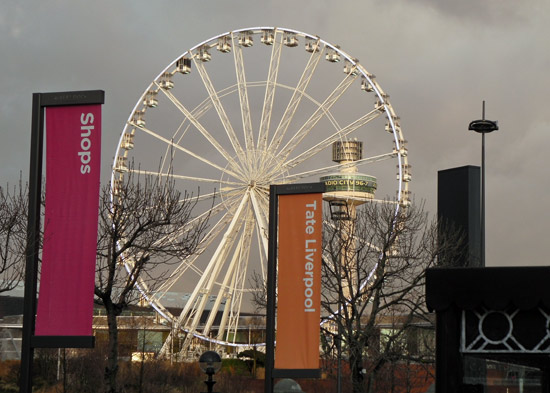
[264,185,279,393]
[468,101,497,267]
[336,219,342,393]
[204,369,216,393]
[20,93,45,393]
[480,101,486,267]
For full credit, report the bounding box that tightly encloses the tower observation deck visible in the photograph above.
[321,141,377,207]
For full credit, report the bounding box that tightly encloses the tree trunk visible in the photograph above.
[138,326,146,393]
[349,347,366,393]
[105,303,119,393]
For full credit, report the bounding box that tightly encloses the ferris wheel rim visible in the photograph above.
[111,26,410,351]
[113,27,406,184]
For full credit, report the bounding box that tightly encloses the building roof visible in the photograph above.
[426,266,550,312]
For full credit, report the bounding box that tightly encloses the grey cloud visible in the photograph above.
[1,0,549,268]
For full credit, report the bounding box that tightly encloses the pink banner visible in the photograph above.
[36,105,101,336]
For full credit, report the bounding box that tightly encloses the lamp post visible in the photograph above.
[199,350,222,393]
[468,101,498,266]
[274,378,305,393]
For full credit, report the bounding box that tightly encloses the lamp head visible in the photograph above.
[468,119,499,134]
[199,351,222,374]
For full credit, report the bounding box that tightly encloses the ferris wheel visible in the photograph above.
[112,27,410,356]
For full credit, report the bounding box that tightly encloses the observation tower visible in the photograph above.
[321,140,377,219]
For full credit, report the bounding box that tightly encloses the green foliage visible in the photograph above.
[221,358,251,376]
[236,349,265,366]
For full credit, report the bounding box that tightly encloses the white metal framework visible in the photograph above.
[112,27,410,357]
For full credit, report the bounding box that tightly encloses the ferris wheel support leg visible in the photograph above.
[202,233,246,335]
[177,192,251,353]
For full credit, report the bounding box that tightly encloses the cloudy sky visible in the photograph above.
[1,0,548,268]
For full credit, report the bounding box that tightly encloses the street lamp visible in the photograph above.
[199,351,222,393]
[468,101,498,266]
[274,378,305,392]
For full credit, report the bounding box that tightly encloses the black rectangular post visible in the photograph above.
[438,166,481,267]
[435,308,463,393]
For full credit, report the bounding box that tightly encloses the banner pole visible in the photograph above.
[264,185,279,393]
[20,93,45,393]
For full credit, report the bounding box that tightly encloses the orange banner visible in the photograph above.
[275,193,322,370]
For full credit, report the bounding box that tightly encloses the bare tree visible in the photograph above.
[321,201,463,393]
[0,179,28,293]
[94,168,209,393]
[250,271,267,313]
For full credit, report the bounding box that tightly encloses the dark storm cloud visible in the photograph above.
[1,0,549,267]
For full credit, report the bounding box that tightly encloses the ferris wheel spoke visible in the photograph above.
[255,222,268,283]
[128,168,243,188]
[150,216,235,299]
[150,199,233,267]
[186,197,231,225]
[157,87,244,175]
[168,83,249,166]
[252,185,270,207]
[249,189,269,262]
[236,211,255,291]
[129,121,245,182]
[168,220,238,291]
[280,152,397,183]
[183,190,218,203]
[274,81,343,131]
[257,31,283,153]
[158,101,213,175]
[172,84,240,148]
[283,108,383,170]
[251,191,269,281]
[267,39,324,157]
[193,58,247,161]
[277,71,359,164]
[232,33,254,152]
[169,83,242,149]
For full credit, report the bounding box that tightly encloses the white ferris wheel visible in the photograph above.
[112,27,410,356]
